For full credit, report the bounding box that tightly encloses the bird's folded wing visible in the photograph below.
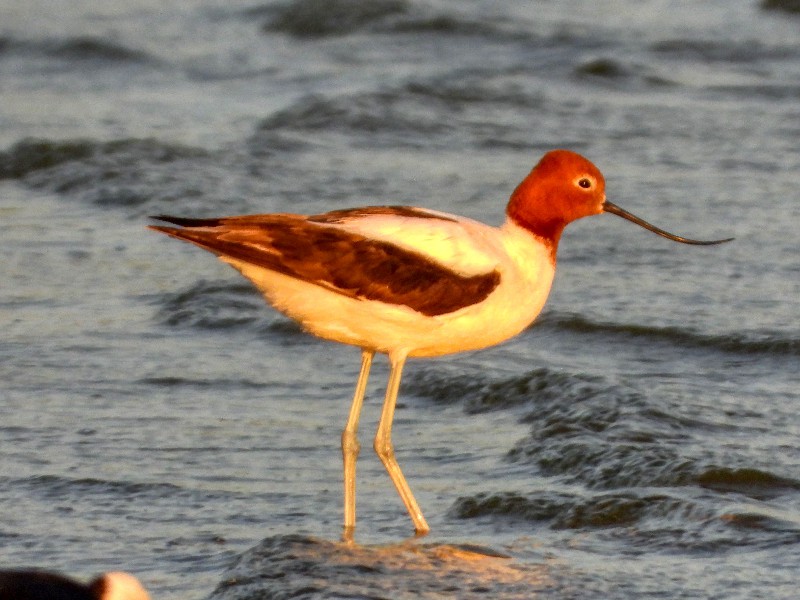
[149,208,502,316]
[309,206,501,276]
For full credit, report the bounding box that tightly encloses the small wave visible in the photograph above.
[761,0,800,14]
[0,137,207,180]
[403,73,545,110]
[257,91,451,145]
[452,491,572,523]
[0,138,96,179]
[708,83,800,101]
[45,36,155,64]
[0,137,214,208]
[573,57,675,88]
[538,311,800,357]
[151,279,302,338]
[406,365,608,415]
[0,35,156,65]
[509,423,800,498]
[0,36,14,55]
[138,376,269,391]
[382,13,512,38]
[262,0,516,41]
[697,467,800,500]
[451,490,800,551]
[510,438,691,489]
[452,490,691,529]
[650,38,796,63]
[10,474,182,500]
[7,474,250,506]
[263,0,408,38]
[256,70,545,148]
[153,280,266,330]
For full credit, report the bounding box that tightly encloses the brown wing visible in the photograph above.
[149,213,500,317]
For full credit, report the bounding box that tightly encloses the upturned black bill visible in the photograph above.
[603,201,734,245]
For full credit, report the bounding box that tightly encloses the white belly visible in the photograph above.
[222,221,555,357]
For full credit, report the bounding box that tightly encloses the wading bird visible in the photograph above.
[150,149,731,539]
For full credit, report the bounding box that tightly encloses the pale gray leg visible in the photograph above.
[341,349,374,541]
[373,350,430,535]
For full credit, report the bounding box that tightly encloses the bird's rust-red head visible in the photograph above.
[508,149,734,258]
[507,149,606,253]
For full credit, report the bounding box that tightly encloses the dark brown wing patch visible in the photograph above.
[149,214,500,317]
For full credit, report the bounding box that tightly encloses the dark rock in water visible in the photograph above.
[209,534,549,599]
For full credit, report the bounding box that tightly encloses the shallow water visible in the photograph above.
[1,1,799,598]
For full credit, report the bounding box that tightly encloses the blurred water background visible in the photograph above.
[2,1,800,598]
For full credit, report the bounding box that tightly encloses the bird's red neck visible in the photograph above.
[506,184,564,264]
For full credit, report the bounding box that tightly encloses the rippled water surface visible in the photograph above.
[2,1,799,598]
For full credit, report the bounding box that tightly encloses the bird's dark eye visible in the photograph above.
[578,178,592,189]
